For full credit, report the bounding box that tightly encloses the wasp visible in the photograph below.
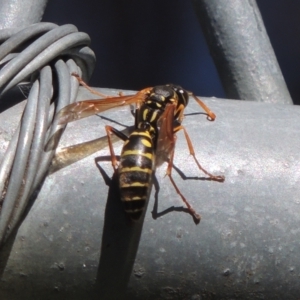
[57,74,225,223]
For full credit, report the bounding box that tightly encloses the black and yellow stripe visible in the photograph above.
[118,128,154,221]
[117,85,190,221]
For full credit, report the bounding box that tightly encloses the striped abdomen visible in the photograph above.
[118,128,154,221]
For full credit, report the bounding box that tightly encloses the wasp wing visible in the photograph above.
[155,103,177,167]
[56,89,149,125]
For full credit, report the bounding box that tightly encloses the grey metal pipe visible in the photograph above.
[0,0,48,30]
[192,0,293,104]
[0,87,299,299]
[0,0,48,29]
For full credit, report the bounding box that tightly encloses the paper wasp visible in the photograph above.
[57,74,225,223]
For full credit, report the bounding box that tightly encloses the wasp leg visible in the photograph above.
[189,93,216,121]
[155,104,201,222]
[72,72,115,98]
[174,125,225,182]
[105,125,128,171]
[165,137,201,223]
[152,173,200,224]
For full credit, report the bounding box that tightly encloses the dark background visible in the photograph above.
[43,1,300,104]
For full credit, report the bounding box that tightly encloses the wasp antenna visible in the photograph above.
[71,72,112,98]
[189,93,216,121]
[71,72,80,78]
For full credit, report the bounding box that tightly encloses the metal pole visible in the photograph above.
[0,0,48,29]
[192,0,293,104]
[0,87,299,299]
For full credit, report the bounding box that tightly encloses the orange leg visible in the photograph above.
[189,93,216,121]
[105,125,128,171]
[174,125,225,182]
[165,136,201,222]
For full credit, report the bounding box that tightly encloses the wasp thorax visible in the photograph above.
[149,85,176,105]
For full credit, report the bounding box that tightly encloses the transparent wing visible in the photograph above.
[56,89,150,125]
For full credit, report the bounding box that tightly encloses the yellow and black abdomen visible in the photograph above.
[118,129,154,221]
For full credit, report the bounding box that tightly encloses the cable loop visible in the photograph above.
[0,22,96,246]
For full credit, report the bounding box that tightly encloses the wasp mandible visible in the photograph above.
[57,73,225,223]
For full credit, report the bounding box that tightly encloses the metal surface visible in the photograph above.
[0,87,299,299]
[192,0,293,104]
[0,0,48,29]
[0,0,298,299]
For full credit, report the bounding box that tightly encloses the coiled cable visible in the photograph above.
[0,22,96,246]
